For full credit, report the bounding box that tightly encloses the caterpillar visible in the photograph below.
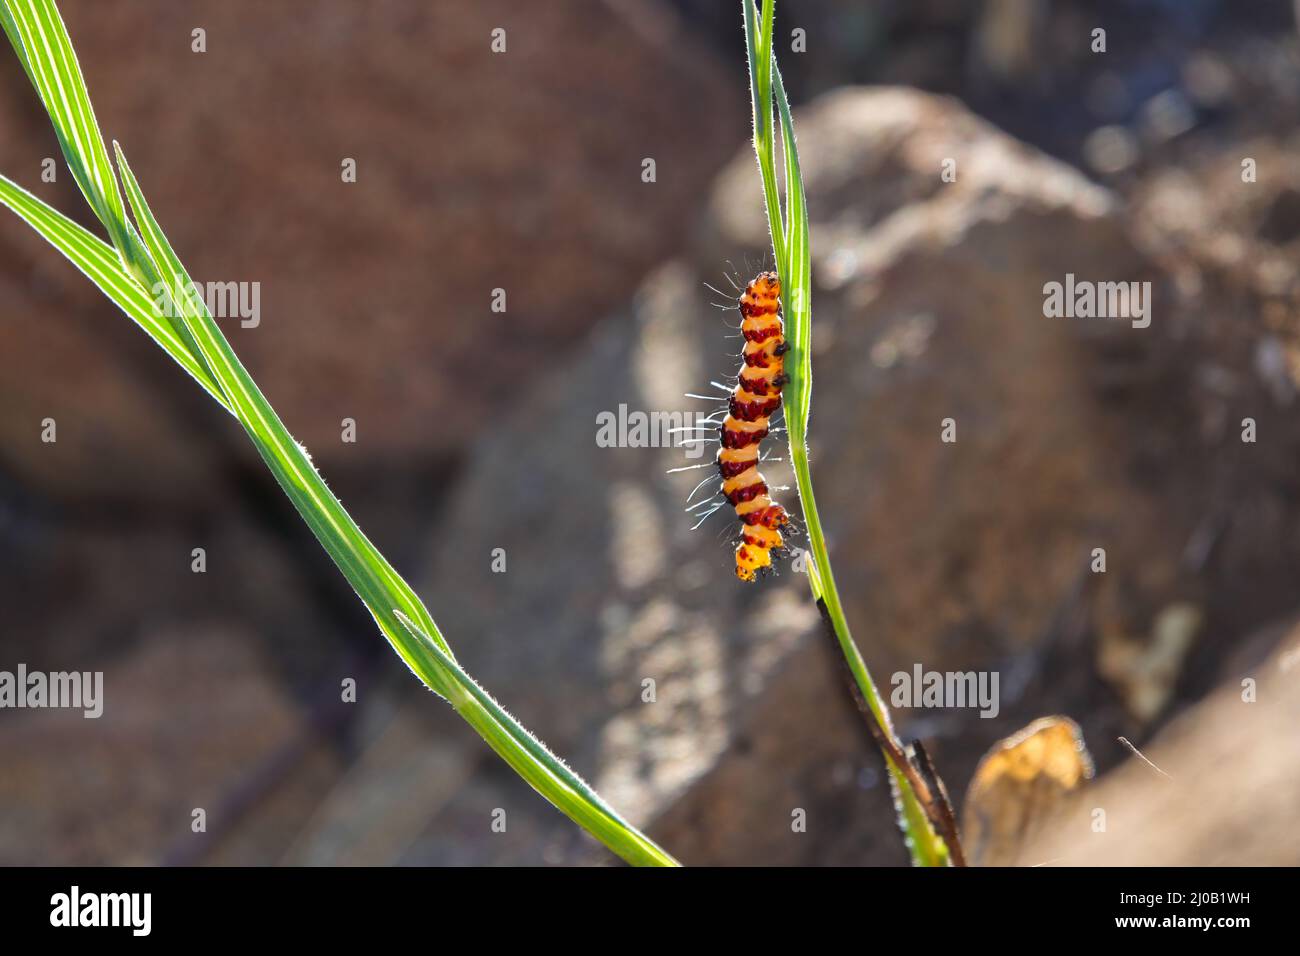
[719,271,791,582]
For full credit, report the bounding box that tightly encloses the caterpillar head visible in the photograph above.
[747,271,781,298]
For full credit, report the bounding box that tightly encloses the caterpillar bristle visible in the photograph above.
[722,264,744,294]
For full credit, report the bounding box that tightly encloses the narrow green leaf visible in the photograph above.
[742,0,763,147]
[115,145,450,660]
[395,612,679,867]
[3,0,221,392]
[112,146,679,865]
[773,63,811,429]
[1,0,679,867]
[4,0,131,256]
[742,0,786,272]
[0,3,36,89]
[116,146,680,864]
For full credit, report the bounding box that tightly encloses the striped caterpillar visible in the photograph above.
[719,271,791,581]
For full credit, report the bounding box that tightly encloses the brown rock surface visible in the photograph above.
[0,626,340,865]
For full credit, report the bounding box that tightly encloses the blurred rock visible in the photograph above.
[1018,621,1300,865]
[0,626,339,865]
[1,506,355,689]
[1097,601,1201,723]
[282,689,477,866]
[645,629,911,866]
[0,503,366,866]
[0,0,740,501]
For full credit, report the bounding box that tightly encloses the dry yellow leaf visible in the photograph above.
[962,716,1094,866]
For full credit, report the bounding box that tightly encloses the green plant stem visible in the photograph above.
[743,0,952,866]
[795,467,890,734]
[794,426,949,867]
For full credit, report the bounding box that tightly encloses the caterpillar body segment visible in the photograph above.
[718,271,790,582]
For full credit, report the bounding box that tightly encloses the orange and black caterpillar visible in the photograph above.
[719,271,791,581]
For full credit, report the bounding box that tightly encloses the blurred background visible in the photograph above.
[2,0,1299,866]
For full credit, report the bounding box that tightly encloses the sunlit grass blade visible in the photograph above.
[742,0,786,272]
[394,612,679,867]
[113,143,454,671]
[114,132,678,866]
[3,1,131,258]
[0,4,34,87]
[0,174,232,412]
[3,0,221,393]
[772,64,810,427]
[1,0,679,867]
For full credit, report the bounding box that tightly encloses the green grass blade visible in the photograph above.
[1,0,679,867]
[394,612,679,867]
[0,4,35,89]
[3,0,221,392]
[742,0,786,271]
[0,174,232,412]
[113,145,677,865]
[3,0,131,257]
[773,63,810,428]
[114,145,452,664]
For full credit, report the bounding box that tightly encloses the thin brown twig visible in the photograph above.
[815,597,967,866]
[912,739,967,867]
